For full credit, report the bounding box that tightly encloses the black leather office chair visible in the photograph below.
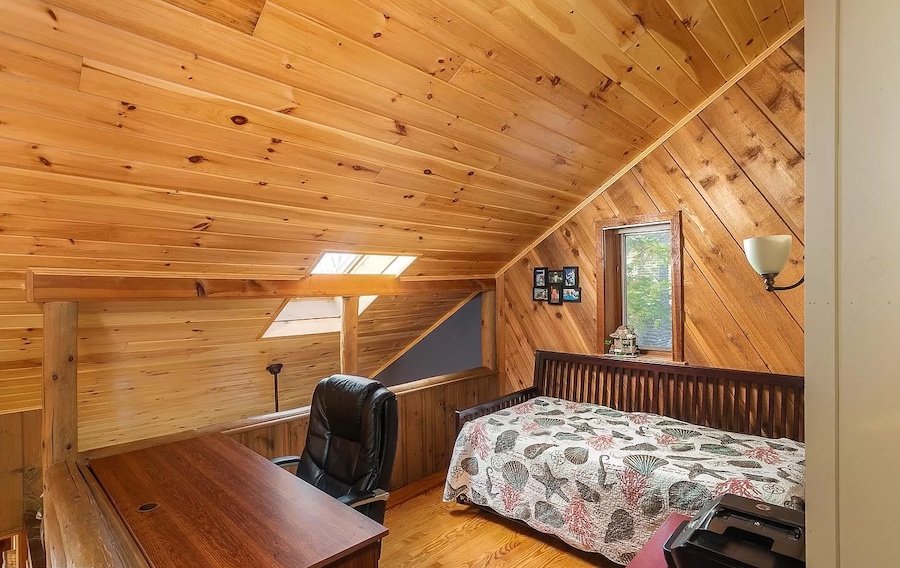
[273,375,398,525]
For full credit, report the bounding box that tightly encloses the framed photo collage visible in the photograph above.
[533,266,581,305]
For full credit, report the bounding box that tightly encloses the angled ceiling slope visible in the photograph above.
[0,0,803,281]
[0,0,803,422]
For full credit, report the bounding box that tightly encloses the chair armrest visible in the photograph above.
[454,387,540,434]
[270,456,302,468]
[337,488,390,509]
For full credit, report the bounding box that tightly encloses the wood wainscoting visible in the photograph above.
[224,367,499,489]
[81,367,499,491]
[0,411,41,539]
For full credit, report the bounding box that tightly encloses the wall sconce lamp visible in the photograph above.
[743,235,804,292]
[266,363,283,412]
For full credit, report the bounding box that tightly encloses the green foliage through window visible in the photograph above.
[623,230,672,350]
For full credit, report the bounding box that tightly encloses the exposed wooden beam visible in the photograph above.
[481,291,497,370]
[341,296,359,375]
[26,270,495,303]
[42,302,78,488]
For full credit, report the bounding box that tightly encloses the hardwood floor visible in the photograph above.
[382,472,618,568]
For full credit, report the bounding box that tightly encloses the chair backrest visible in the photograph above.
[297,375,398,502]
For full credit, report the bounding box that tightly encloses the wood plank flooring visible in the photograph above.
[383,472,617,568]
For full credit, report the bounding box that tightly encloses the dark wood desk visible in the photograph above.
[627,513,689,568]
[90,434,386,568]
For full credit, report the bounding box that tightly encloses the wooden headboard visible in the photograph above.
[457,351,804,442]
[533,351,805,442]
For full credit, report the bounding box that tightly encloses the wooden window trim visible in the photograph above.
[596,212,684,362]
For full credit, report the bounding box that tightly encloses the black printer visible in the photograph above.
[664,494,805,568]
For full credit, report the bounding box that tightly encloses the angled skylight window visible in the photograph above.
[261,253,417,338]
[310,253,416,276]
[310,252,360,275]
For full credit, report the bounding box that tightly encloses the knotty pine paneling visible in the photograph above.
[0,1,806,538]
[499,34,805,392]
[0,0,801,419]
[75,292,474,450]
[394,367,497,487]
[160,0,266,34]
[0,278,41,415]
[0,410,40,537]
[228,368,499,490]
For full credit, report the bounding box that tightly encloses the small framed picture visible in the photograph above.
[563,266,579,288]
[562,287,581,303]
[533,287,548,301]
[548,285,563,305]
[548,270,564,286]
[533,267,548,288]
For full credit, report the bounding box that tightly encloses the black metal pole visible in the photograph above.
[266,363,283,412]
[274,372,279,412]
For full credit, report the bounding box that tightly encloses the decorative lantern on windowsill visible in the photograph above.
[609,325,638,357]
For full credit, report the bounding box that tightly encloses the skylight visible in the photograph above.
[261,253,416,339]
[311,253,416,277]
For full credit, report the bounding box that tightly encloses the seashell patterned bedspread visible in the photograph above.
[443,396,805,565]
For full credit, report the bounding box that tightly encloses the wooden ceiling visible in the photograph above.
[0,0,802,280]
[0,0,803,422]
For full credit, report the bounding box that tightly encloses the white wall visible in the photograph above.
[807,1,900,565]
[805,1,838,565]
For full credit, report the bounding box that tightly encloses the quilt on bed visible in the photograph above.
[443,396,805,565]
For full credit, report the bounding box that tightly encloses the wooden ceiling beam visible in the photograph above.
[26,270,495,303]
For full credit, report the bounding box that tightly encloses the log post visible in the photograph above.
[496,278,506,391]
[42,302,78,488]
[15,530,27,568]
[341,296,359,375]
[480,291,496,370]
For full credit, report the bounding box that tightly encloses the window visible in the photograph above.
[621,225,672,350]
[261,253,416,338]
[598,213,683,360]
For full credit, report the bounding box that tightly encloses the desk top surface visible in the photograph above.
[90,433,387,568]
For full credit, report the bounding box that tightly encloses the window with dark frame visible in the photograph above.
[597,212,684,361]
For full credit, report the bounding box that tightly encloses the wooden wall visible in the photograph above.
[228,367,498,490]
[0,411,40,537]
[500,31,805,392]
[0,0,805,546]
[388,368,498,488]
[74,291,474,450]
[0,277,41,415]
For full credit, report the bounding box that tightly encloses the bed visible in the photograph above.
[444,351,805,565]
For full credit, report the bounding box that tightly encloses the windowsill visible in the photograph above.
[600,353,687,365]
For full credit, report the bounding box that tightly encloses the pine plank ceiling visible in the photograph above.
[0,0,804,418]
[0,0,803,281]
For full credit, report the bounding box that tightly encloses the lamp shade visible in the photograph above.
[743,235,791,276]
